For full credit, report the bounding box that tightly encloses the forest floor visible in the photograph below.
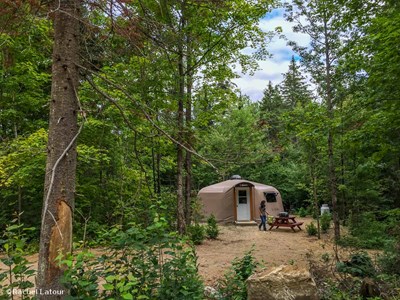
[196,217,336,286]
[1,217,340,289]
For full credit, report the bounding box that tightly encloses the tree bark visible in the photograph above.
[176,11,186,234]
[185,31,193,226]
[323,13,340,241]
[309,150,320,239]
[37,0,80,298]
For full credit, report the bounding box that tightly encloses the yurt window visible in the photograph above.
[238,190,248,203]
[264,192,277,203]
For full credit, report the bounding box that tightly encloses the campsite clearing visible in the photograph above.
[196,217,335,286]
[1,217,336,288]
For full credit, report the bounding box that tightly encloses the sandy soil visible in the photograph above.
[196,217,335,286]
[1,217,335,288]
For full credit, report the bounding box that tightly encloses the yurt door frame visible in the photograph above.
[235,187,252,221]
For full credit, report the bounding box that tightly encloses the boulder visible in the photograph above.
[247,265,319,300]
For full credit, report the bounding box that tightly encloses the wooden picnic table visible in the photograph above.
[268,216,304,232]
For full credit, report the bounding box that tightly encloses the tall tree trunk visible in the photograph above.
[156,144,161,195]
[176,12,186,234]
[37,0,80,298]
[309,149,320,239]
[185,32,193,226]
[323,14,340,241]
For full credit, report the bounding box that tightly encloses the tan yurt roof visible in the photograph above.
[199,179,278,194]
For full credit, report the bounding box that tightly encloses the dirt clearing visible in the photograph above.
[1,217,334,288]
[196,217,335,286]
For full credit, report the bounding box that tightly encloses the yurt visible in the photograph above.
[198,176,284,223]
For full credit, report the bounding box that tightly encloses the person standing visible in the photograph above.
[259,200,268,231]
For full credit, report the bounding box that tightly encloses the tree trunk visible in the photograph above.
[310,150,320,239]
[185,32,193,226]
[323,14,340,241]
[176,13,186,234]
[37,0,80,298]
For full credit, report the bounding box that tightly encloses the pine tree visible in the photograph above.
[259,81,284,143]
[280,56,313,107]
[37,0,81,296]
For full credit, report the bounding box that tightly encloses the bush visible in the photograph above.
[378,239,400,276]
[336,251,376,278]
[0,222,36,300]
[306,222,318,236]
[188,223,205,245]
[320,213,331,233]
[158,247,204,299]
[206,214,219,239]
[61,216,204,299]
[307,246,400,300]
[298,207,308,217]
[345,211,397,249]
[217,248,258,300]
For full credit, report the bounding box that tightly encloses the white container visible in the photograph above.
[320,204,330,215]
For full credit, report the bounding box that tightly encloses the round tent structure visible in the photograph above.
[198,179,284,223]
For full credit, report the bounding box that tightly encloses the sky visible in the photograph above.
[232,8,311,102]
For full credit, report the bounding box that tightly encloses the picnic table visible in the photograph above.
[268,215,304,232]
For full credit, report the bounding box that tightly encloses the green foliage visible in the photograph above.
[216,248,258,300]
[336,252,376,278]
[308,248,399,300]
[187,223,205,245]
[298,207,308,217]
[378,219,400,280]
[158,247,204,300]
[306,222,318,236]
[0,220,36,299]
[280,56,313,107]
[61,215,204,299]
[342,211,398,249]
[377,239,400,276]
[206,214,219,239]
[197,104,265,180]
[321,285,364,300]
[320,213,331,233]
[0,129,47,234]
[60,251,100,299]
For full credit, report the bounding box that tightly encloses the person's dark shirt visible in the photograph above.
[259,205,266,216]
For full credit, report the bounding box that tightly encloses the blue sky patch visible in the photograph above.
[263,8,285,21]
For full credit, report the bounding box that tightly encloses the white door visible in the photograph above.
[236,188,250,220]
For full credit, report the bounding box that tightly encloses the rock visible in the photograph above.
[247,265,319,300]
[204,285,220,299]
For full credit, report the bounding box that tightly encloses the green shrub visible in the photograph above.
[298,207,308,217]
[206,214,219,239]
[217,248,258,300]
[336,251,376,278]
[60,251,100,299]
[188,223,205,245]
[306,222,318,236]
[378,239,400,276]
[320,213,331,233]
[61,215,204,299]
[308,244,399,300]
[158,247,204,300]
[345,211,398,249]
[0,221,36,300]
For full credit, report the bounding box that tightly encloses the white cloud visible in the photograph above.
[232,8,310,102]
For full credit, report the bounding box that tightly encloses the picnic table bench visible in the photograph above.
[268,216,304,232]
